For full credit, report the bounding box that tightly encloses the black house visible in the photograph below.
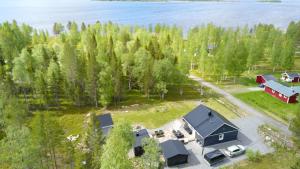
[133,129,150,156]
[183,105,238,146]
[160,140,189,167]
[96,113,114,136]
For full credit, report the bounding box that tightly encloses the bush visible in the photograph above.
[291,159,300,169]
[246,149,262,162]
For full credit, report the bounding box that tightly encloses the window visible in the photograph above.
[279,94,282,97]
[272,90,275,93]
[219,133,224,141]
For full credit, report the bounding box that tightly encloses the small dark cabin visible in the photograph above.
[96,113,114,136]
[160,140,189,167]
[133,129,150,156]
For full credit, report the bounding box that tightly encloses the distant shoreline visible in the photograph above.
[92,0,228,2]
[93,0,281,2]
[257,0,281,3]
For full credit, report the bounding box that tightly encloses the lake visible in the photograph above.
[1,0,300,32]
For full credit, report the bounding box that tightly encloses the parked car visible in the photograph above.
[154,130,164,138]
[183,125,192,135]
[172,130,184,138]
[204,150,226,166]
[224,145,246,157]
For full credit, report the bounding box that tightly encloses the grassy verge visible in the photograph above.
[224,147,298,169]
[234,91,299,123]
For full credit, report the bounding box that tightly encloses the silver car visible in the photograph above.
[224,145,246,157]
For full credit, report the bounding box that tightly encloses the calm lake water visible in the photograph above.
[1,0,300,32]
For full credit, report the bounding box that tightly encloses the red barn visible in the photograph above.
[256,74,277,85]
[264,80,298,103]
[281,72,300,83]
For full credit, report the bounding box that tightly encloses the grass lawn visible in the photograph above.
[110,101,199,128]
[109,98,240,129]
[234,91,299,123]
[224,148,299,169]
[32,79,242,137]
[192,57,300,92]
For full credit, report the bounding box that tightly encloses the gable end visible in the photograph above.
[210,124,238,136]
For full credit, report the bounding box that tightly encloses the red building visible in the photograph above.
[256,74,277,85]
[264,80,298,103]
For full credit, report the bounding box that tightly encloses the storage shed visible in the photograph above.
[256,74,277,85]
[264,80,299,103]
[133,129,150,157]
[183,105,238,146]
[96,113,114,136]
[160,140,189,167]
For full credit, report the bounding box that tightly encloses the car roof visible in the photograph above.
[204,150,224,159]
[227,145,239,152]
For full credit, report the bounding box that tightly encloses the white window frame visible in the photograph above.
[272,90,275,93]
[219,133,224,141]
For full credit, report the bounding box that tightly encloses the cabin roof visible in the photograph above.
[96,113,113,128]
[160,140,189,159]
[183,105,238,138]
[283,72,300,78]
[134,129,150,148]
[265,80,297,97]
[261,74,277,82]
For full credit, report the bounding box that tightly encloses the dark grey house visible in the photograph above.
[183,105,238,146]
[160,140,189,167]
[133,129,150,156]
[96,113,114,136]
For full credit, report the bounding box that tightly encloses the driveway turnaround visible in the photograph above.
[189,75,291,136]
[162,117,273,169]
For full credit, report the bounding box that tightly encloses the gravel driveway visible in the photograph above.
[189,75,291,136]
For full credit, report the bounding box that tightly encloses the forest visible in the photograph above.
[0,20,300,169]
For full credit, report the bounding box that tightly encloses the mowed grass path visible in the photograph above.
[235,91,299,122]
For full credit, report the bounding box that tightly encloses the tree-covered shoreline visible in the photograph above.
[0,20,299,168]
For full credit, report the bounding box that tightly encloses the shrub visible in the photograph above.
[246,149,262,162]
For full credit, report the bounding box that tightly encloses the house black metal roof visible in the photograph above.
[134,129,150,148]
[262,74,277,82]
[265,80,297,97]
[183,105,238,138]
[96,113,113,128]
[160,140,189,159]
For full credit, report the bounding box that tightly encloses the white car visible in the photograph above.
[224,145,246,157]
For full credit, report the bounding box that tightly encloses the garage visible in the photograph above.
[160,140,189,167]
